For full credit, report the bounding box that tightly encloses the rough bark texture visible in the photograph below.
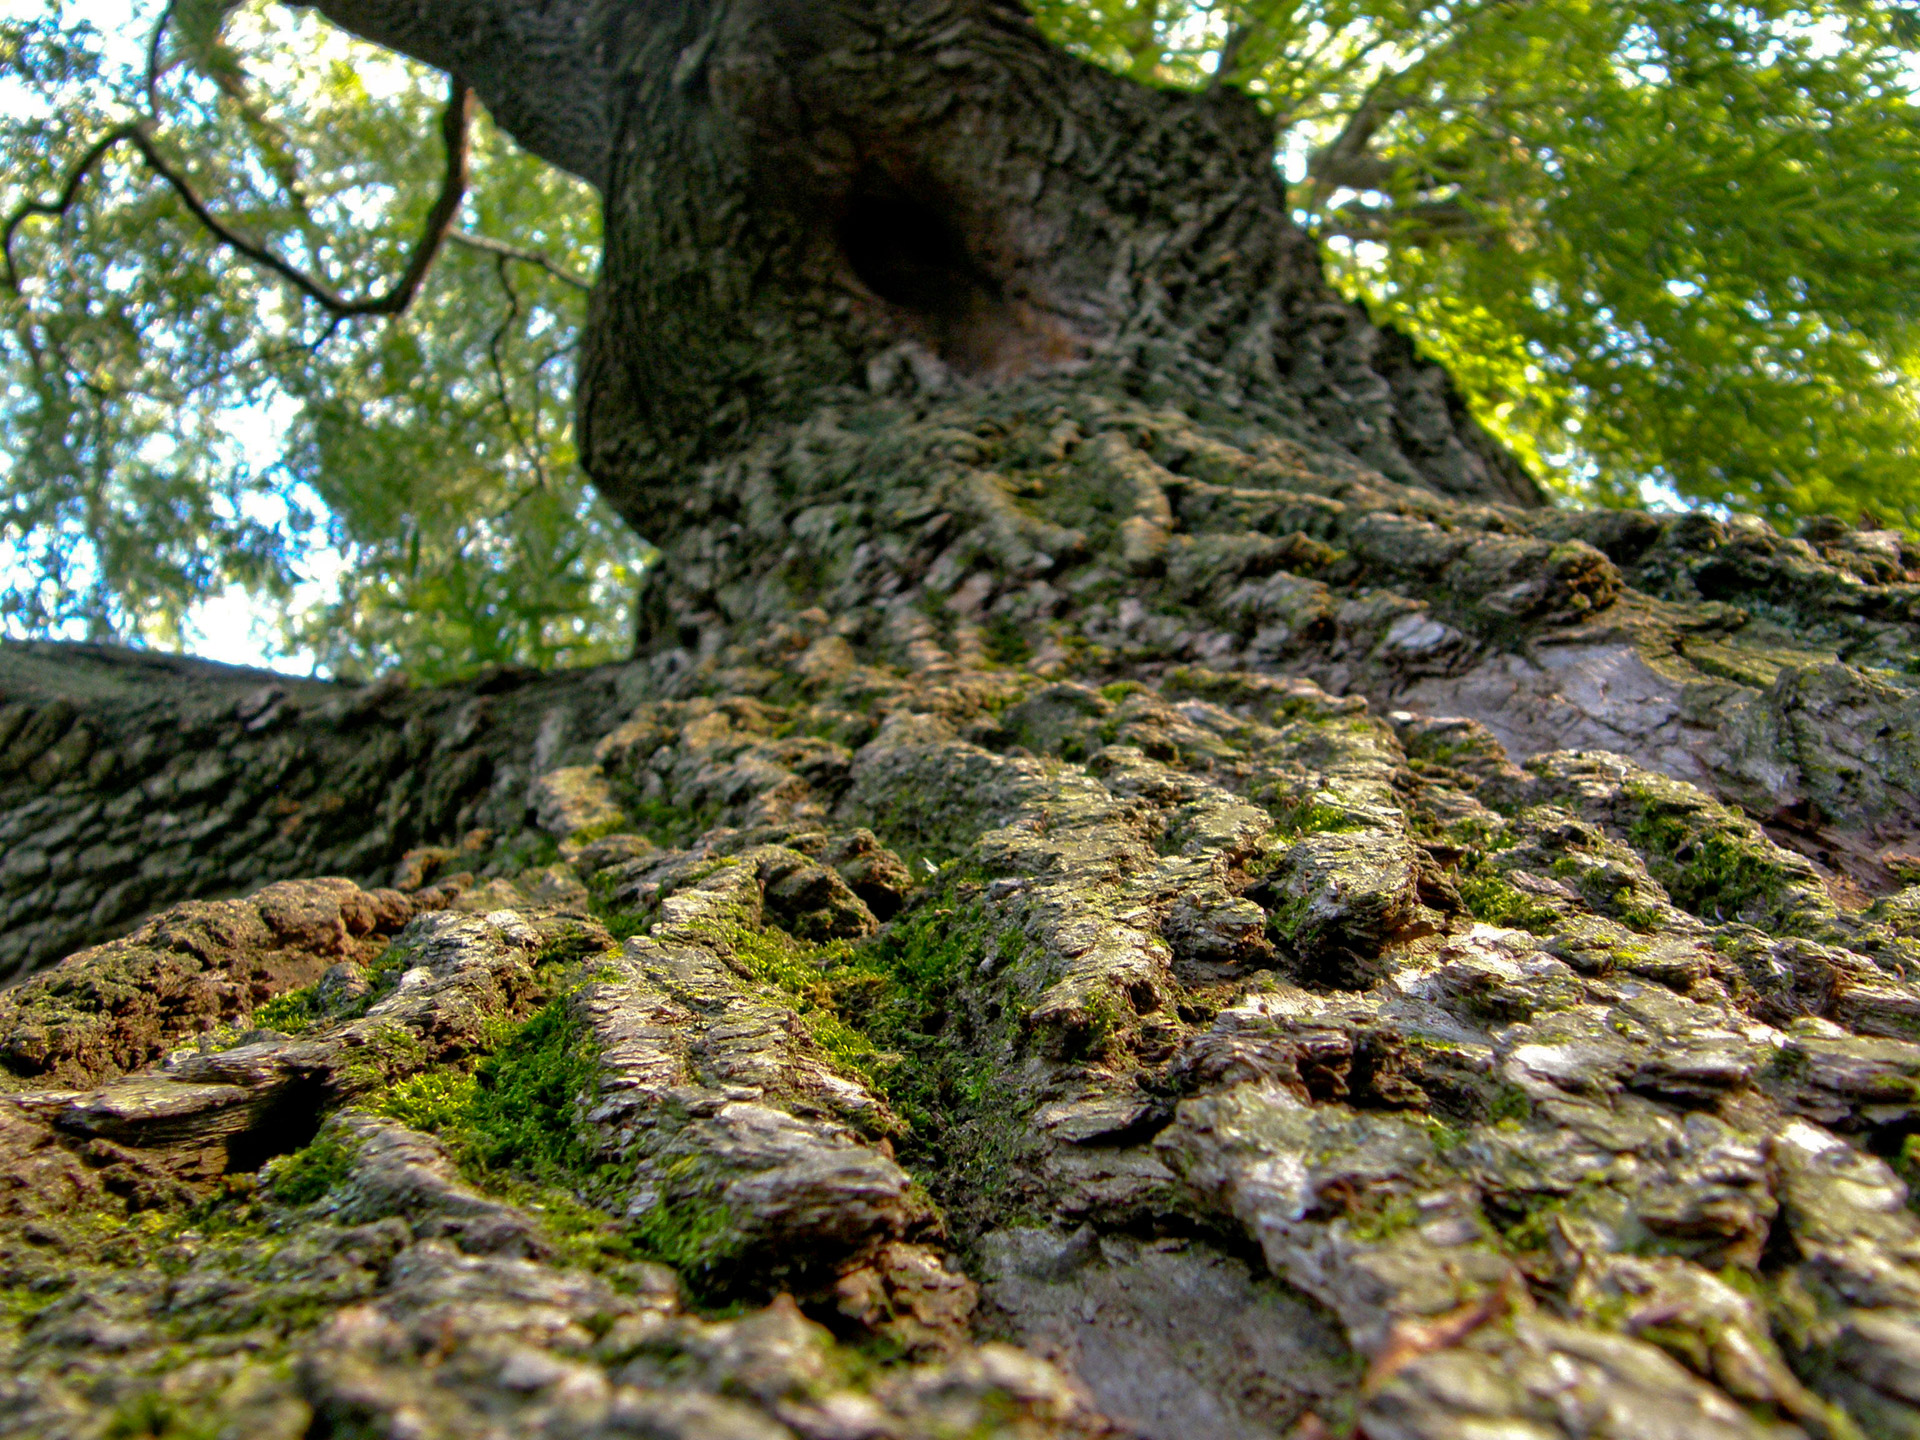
[9,2,1920,1438]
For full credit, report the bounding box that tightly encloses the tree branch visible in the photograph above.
[1207,22,1249,93]
[143,0,177,115]
[1321,200,1496,245]
[3,78,473,318]
[447,230,592,290]
[300,0,614,189]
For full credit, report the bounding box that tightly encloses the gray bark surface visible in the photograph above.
[0,640,644,983]
[7,3,1920,1438]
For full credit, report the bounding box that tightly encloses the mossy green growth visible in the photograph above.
[724,901,1001,1115]
[1457,869,1559,934]
[1488,1082,1536,1125]
[0,1283,58,1329]
[374,998,599,1185]
[265,1130,359,1206]
[252,984,321,1034]
[1763,1042,1812,1086]
[725,926,897,1101]
[1343,1192,1421,1243]
[1609,888,1666,933]
[482,829,562,876]
[585,868,654,942]
[625,794,725,851]
[374,1070,481,1136]
[337,1022,430,1091]
[351,994,663,1277]
[1626,789,1801,927]
[102,1393,217,1440]
[631,1191,739,1281]
[1264,792,1364,837]
[568,813,635,846]
[534,923,618,972]
[981,614,1034,666]
[1897,1135,1920,1216]
[252,931,442,1037]
[718,896,1038,1225]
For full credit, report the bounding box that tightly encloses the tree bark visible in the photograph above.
[7,3,1920,1438]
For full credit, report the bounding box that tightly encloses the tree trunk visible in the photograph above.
[7,3,1920,1437]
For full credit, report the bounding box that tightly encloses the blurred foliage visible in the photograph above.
[0,0,636,679]
[1032,0,1920,520]
[1,0,1915,679]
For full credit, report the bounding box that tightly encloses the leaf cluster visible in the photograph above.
[0,0,638,677]
[1032,0,1920,521]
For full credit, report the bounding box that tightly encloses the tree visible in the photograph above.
[5,2,1920,1438]
[4,0,1917,673]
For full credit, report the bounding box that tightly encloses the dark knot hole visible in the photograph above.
[837,174,999,323]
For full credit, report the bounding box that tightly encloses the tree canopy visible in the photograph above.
[3,0,1917,678]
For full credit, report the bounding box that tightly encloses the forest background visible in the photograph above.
[3,0,1917,681]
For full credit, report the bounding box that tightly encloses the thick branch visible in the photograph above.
[4,78,474,317]
[298,0,616,189]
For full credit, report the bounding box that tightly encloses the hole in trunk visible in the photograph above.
[224,1073,329,1174]
[832,166,1082,378]
[838,176,993,324]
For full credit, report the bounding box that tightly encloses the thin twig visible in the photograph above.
[4,76,474,318]
[143,0,177,116]
[1207,21,1248,92]
[446,230,592,290]
[485,254,549,488]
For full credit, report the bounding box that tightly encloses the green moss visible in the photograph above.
[625,795,725,851]
[373,1071,480,1134]
[1488,1082,1535,1125]
[484,830,562,875]
[252,985,321,1034]
[1069,988,1125,1061]
[1610,888,1666,933]
[1626,790,1800,926]
[585,868,655,942]
[0,1284,57,1329]
[736,896,1041,1221]
[981,614,1033,666]
[314,941,419,1030]
[102,1394,217,1440]
[1264,792,1364,837]
[345,992,666,1276]
[534,923,617,971]
[1763,1043,1811,1085]
[1344,1193,1420,1243]
[1418,1115,1469,1154]
[1266,889,1318,945]
[1457,869,1560,934]
[631,1191,740,1280]
[450,1000,599,1181]
[1496,1180,1605,1255]
[725,926,896,1099]
[337,1022,429,1091]
[265,1131,359,1206]
[568,814,634,846]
